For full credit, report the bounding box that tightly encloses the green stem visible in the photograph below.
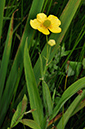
[43,36,49,75]
[64,75,68,90]
[46,35,48,64]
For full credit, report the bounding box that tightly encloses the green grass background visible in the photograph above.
[0,0,85,129]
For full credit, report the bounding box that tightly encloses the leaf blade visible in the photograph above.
[20,119,41,129]
[0,11,14,100]
[0,0,45,126]
[0,0,6,39]
[57,90,85,129]
[50,77,85,120]
[42,81,53,116]
[10,94,27,128]
[24,40,44,127]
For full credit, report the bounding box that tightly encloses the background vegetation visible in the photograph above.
[0,0,85,129]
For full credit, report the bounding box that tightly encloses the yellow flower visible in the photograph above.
[30,13,61,35]
[48,39,56,46]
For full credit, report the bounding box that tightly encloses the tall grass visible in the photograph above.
[0,0,85,129]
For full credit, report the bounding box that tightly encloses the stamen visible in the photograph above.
[43,20,51,27]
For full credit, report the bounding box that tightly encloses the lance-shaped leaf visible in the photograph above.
[20,119,41,129]
[0,0,45,126]
[50,77,85,120]
[57,90,85,129]
[0,0,6,39]
[24,40,44,127]
[0,11,14,100]
[42,81,53,116]
[10,94,27,128]
[71,95,85,116]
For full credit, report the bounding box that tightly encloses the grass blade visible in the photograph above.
[42,81,53,116]
[20,119,41,129]
[24,39,44,127]
[50,77,85,120]
[0,0,6,39]
[71,97,85,116]
[57,90,85,129]
[0,0,45,127]
[10,94,27,128]
[0,11,14,100]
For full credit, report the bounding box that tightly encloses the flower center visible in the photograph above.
[43,20,51,28]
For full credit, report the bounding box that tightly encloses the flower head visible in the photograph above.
[48,39,56,46]
[30,13,61,35]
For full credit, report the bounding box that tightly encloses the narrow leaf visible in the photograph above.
[71,97,85,116]
[57,90,85,129]
[42,81,53,116]
[50,77,85,120]
[24,40,44,126]
[20,119,41,129]
[0,11,14,100]
[0,0,45,126]
[0,0,6,39]
[10,94,27,128]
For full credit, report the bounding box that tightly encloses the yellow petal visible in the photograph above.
[37,25,50,35]
[48,15,61,26]
[30,19,41,29]
[49,26,61,33]
[37,13,47,23]
[48,39,56,46]
[48,15,61,33]
[30,18,50,35]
